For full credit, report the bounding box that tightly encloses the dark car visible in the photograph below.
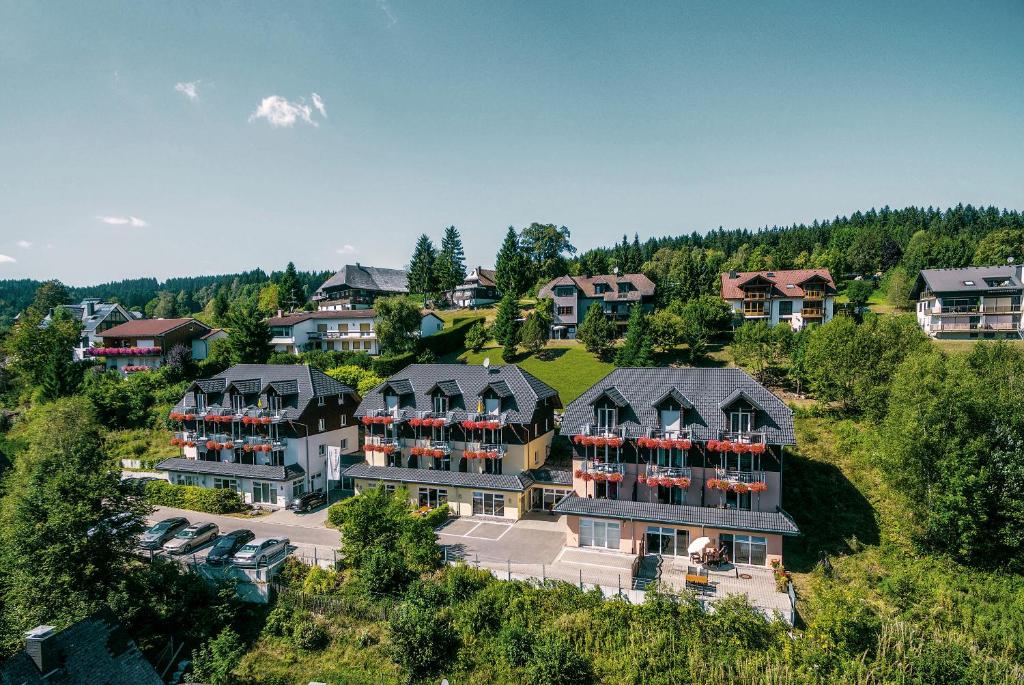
[205,529,256,566]
[286,490,327,513]
[139,517,189,550]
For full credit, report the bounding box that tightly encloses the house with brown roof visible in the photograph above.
[537,273,656,339]
[720,268,836,330]
[92,318,212,373]
[453,266,500,308]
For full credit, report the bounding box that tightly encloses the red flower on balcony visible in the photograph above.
[676,439,692,450]
[243,444,253,453]
[361,416,372,426]
[705,478,720,490]
[732,482,750,494]
[706,440,720,452]
[608,472,623,483]
[750,442,767,454]
[574,468,584,479]
[433,418,447,428]
[205,440,218,450]
[637,473,648,485]
[410,418,422,427]
[675,477,691,489]
[221,442,234,450]
[749,481,768,493]
[363,442,377,453]
[581,472,594,482]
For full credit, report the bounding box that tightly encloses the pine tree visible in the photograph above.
[495,227,528,297]
[615,304,654,367]
[277,262,305,312]
[491,293,521,349]
[434,226,466,301]
[577,302,615,361]
[212,288,230,325]
[225,296,272,364]
[519,313,545,356]
[408,234,438,297]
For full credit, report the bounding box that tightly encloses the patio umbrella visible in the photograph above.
[687,536,712,555]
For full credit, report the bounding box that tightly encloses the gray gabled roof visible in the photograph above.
[45,300,134,335]
[315,264,409,297]
[356,364,561,424]
[653,387,694,409]
[430,380,463,397]
[175,364,356,420]
[913,265,1023,297]
[561,368,795,444]
[157,458,305,482]
[553,495,800,536]
[589,386,628,407]
[344,463,534,492]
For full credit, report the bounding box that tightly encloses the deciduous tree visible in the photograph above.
[577,302,615,361]
[374,296,422,355]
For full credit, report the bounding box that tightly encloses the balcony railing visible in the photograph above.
[720,431,765,445]
[801,307,825,317]
[742,291,770,301]
[934,321,1020,332]
[803,292,824,301]
[743,305,770,317]
[714,468,767,485]
[410,439,452,457]
[581,461,625,476]
[323,330,375,339]
[366,436,400,449]
[85,346,162,357]
[464,442,505,459]
[646,464,692,480]
[981,304,1021,314]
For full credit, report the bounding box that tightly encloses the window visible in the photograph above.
[195,393,207,412]
[725,489,752,510]
[579,518,620,550]
[778,300,793,316]
[659,408,680,433]
[176,474,200,486]
[340,438,348,450]
[417,487,447,508]
[291,480,305,499]
[596,407,616,429]
[472,492,505,516]
[253,481,277,504]
[212,477,237,490]
[963,280,975,286]
[384,484,397,496]
[318,418,326,431]
[484,397,500,415]
[385,395,399,413]
[318,396,325,406]
[319,444,326,456]
[433,395,449,414]
[645,526,688,556]
[730,411,752,433]
[721,534,768,566]
[554,286,575,297]
[231,394,245,412]
[557,306,574,316]
[340,413,346,426]
[531,488,571,511]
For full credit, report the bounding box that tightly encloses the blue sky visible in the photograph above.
[1,1,1022,284]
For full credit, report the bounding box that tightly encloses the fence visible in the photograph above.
[272,582,395,620]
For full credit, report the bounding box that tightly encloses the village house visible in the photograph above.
[452,266,500,308]
[267,310,444,356]
[41,298,140,360]
[157,364,361,508]
[91,317,213,373]
[912,265,1023,339]
[537,272,656,339]
[720,268,836,330]
[312,263,409,310]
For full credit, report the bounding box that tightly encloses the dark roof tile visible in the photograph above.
[157,458,305,481]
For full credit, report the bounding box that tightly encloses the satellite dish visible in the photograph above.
[483,357,490,369]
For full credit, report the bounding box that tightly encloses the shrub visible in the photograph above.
[263,605,293,638]
[292,620,329,650]
[523,632,592,685]
[388,601,458,678]
[371,352,415,377]
[301,566,343,595]
[497,621,532,667]
[144,480,245,514]
[418,316,483,357]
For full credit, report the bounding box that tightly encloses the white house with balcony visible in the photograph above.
[720,269,836,330]
[912,265,1024,340]
[268,310,444,356]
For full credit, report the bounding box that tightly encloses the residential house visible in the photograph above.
[344,363,567,519]
[157,364,361,508]
[192,327,228,360]
[42,298,139,360]
[554,368,799,567]
[911,265,1023,339]
[720,268,836,330]
[267,310,445,356]
[453,267,500,308]
[313,263,409,309]
[0,612,163,685]
[93,317,212,373]
[537,273,656,339]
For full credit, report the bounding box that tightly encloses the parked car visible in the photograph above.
[286,490,327,513]
[120,476,159,495]
[163,522,219,555]
[139,517,189,550]
[205,529,256,566]
[232,537,290,567]
[87,511,139,538]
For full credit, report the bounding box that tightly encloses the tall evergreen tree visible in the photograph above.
[615,304,654,367]
[494,227,529,297]
[577,302,615,361]
[30,279,70,313]
[277,262,305,312]
[212,288,230,325]
[491,293,521,349]
[434,226,466,301]
[224,296,272,364]
[408,234,439,297]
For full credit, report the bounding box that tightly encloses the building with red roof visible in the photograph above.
[720,268,836,330]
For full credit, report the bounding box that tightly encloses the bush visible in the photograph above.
[144,480,245,514]
[263,605,293,638]
[388,601,458,678]
[523,632,592,685]
[292,620,329,650]
[418,316,484,357]
[371,352,416,377]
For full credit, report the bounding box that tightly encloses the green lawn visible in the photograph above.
[456,341,612,404]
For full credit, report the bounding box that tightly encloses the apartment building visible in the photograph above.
[554,368,799,567]
[912,265,1023,339]
[157,364,361,508]
[41,298,140,360]
[93,318,212,373]
[452,267,500,308]
[344,363,567,519]
[537,273,656,339]
[267,310,444,356]
[312,263,409,309]
[720,269,836,330]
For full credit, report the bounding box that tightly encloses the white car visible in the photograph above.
[162,521,219,555]
[231,537,290,567]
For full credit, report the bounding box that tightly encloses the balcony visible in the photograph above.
[720,431,765,445]
[803,291,824,301]
[85,346,162,357]
[934,321,1020,332]
[363,436,400,455]
[742,304,770,318]
[801,307,824,318]
[462,412,506,430]
[576,460,625,482]
[464,442,505,460]
[411,439,452,457]
[937,305,981,315]
[981,304,1021,314]
[323,330,375,340]
[712,468,768,492]
[645,464,692,480]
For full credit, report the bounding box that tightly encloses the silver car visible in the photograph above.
[163,521,219,555]
[231,537,290,567]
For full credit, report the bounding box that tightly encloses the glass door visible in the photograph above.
[253,481,276,505]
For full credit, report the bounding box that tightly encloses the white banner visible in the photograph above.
[327,446,342,480]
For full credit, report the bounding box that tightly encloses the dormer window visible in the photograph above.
[232,394,245,412]
[963,280,975,286]
[730,410,753,433]
[484,397,500,415]
[433,395,449,414]
[195,392,207,412]
[596,407,616,429]
[385,394,399,414]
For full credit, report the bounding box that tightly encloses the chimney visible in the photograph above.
[25,625,59,676]
[277,309,283,318]
[84,300,95,317]
[729,270,738,279]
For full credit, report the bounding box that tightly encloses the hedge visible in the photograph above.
[371,352,416,377]
[145,479,246,514]
[419,316,484,358]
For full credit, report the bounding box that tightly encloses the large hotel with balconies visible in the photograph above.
[720,268,835,330]
[553,367,799,567]
[912,265,1024,340]
[344,364,568,519]
[157,364,361,508]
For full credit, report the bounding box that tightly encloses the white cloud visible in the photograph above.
[0,254,15,264]
[174,80,200,101]
[248,94,326,128]
[376,0,397,26]
[336,244,357,255]
[16,240,31,248]
[97,215,148,227]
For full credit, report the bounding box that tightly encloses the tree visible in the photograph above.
[491,293,521,349]
[165,343,197,380]
[212,288,230,325]
[277,262,306,312]
[524,632,593,685]
[325,365,385,396]
[0,399,148,651]
[615,304,654,367]
[520,223,576,280]
[224,296,271,364]
[31,279,70,313]
[433,226,466,302]
[519,313,546,356]
[464,321,488,353]
[375,296,422,355]
[186,627,246,685]
[3,306,81,392]
[151,290,177,319]
[649,308,685,353]
[388,601,458,678]
[494,227,530,297]
[973,228,1024,266]
[731,321,789,381]
[407,234,438,298]
[256,283,279,315]
[577,302,615,361]
[845,280,874,319]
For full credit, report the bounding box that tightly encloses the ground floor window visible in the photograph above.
[418,487,447,508]
[341,476,354,490]
[472,492,505,516]
[212,477,236,490]
[721,534,768,565]
[253,481,277,505]
[175,474,200,486]
[645,526,687,556]
[656,485,685,505]
[530,488,571,511]
[579,518,620,550]
[384,483,397,496]
[291,479,305,499]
